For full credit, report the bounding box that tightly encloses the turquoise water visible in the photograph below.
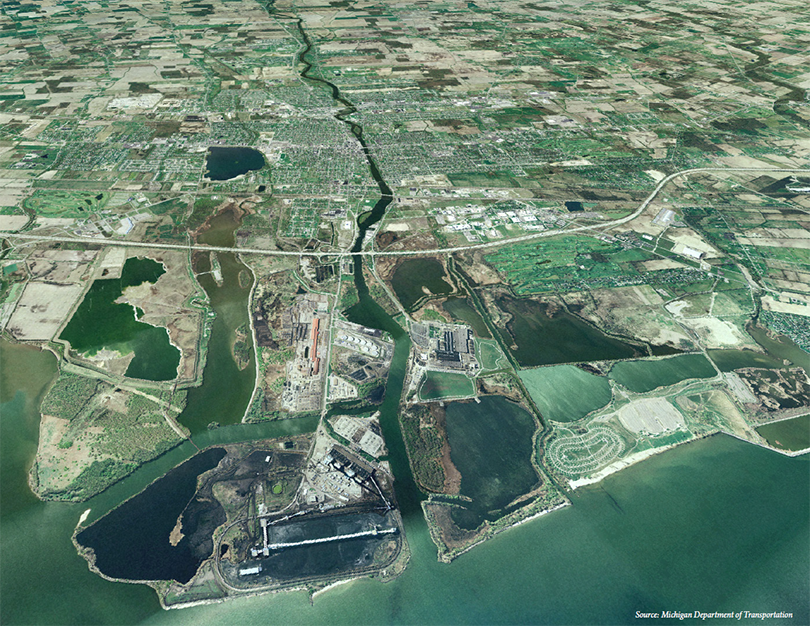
[520,365,612,422]
[609,354,717,393]
[2,340,808,625]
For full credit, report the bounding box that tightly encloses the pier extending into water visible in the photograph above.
[266,527,397,552]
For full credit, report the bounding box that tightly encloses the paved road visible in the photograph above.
[5,167,810,258]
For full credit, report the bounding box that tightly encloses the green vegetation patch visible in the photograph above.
[609,354,717,393]
[520,365,612,423]
[419,371,475,401]
[36,374,184,500]
[484,235,648,294]
[399,405,446,493]
[476,339,506,371]
[24,189,108,219]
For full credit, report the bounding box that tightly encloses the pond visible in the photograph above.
[204,147,265,181]
[59,257,180,381]
[418,371,475,401]
[756,415,810,452]
[707,349,786,372]
[390,258,453,312]
[441,297,490,338]
[444,395,539,530]
[495,295,642,367]
[520,364,612,423]
[746,323,809,368]
[609,354,717,393]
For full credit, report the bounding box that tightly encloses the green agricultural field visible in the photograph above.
[419,371,475,401]
[609,354,717,393]
[520,365,612,423]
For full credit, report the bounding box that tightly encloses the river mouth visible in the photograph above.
[204,147,265,181]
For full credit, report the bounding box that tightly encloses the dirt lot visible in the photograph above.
[7,249,98,341]
[8,282,87,341]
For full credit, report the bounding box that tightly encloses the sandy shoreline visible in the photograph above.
[568,441,692,490]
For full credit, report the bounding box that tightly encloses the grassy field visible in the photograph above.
[484,235,650,294]
[476,339,507,371]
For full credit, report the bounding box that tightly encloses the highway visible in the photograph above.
[5,167,810,259]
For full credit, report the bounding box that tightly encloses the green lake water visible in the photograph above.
[391,258,453,311]
[520,365,612,422]
[609,354,717,393]
[756,415,810,452]
[747,323,809,368]
[2,339,809,625]
[442,296,491,338]
[444,396,539,529]
[707,349,786,372]
[178,210,256,434]
[59,257,180,381]
[496,295,643,367]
